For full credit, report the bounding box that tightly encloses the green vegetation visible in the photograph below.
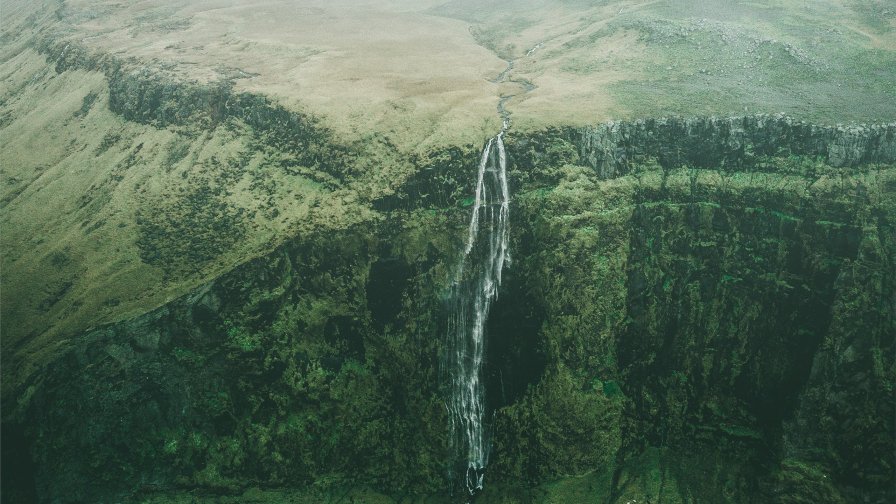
[4,131,892,502]
[2,2,894,503]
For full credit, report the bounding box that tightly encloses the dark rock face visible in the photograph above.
[612,195,892,500]
[784,233,895,492]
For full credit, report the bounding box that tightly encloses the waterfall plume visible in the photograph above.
[446,130,510,497]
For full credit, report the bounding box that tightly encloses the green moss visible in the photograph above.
[172,347,203,365]
[718,423,762,440]
[225,323,260,352]
[772,459,845,504]
[493,365,622,483]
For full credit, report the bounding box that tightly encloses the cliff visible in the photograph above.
[3,115,893,503]
[2,2,895,502]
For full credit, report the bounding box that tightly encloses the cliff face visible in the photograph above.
[3,114,893,503]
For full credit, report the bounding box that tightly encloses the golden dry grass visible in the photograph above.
[8,1,894,139]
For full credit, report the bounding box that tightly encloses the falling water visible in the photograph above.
[446,126,510,497]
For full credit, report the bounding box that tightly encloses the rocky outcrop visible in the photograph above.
[573,115,896,177]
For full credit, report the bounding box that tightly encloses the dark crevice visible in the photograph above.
[617,195,866,484]
[367,257,412,331]
[1,423,38,504]
[484,267,547,411]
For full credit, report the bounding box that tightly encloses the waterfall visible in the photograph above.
[446,128,510,497]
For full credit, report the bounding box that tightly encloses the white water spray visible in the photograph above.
[446,126,510,497]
